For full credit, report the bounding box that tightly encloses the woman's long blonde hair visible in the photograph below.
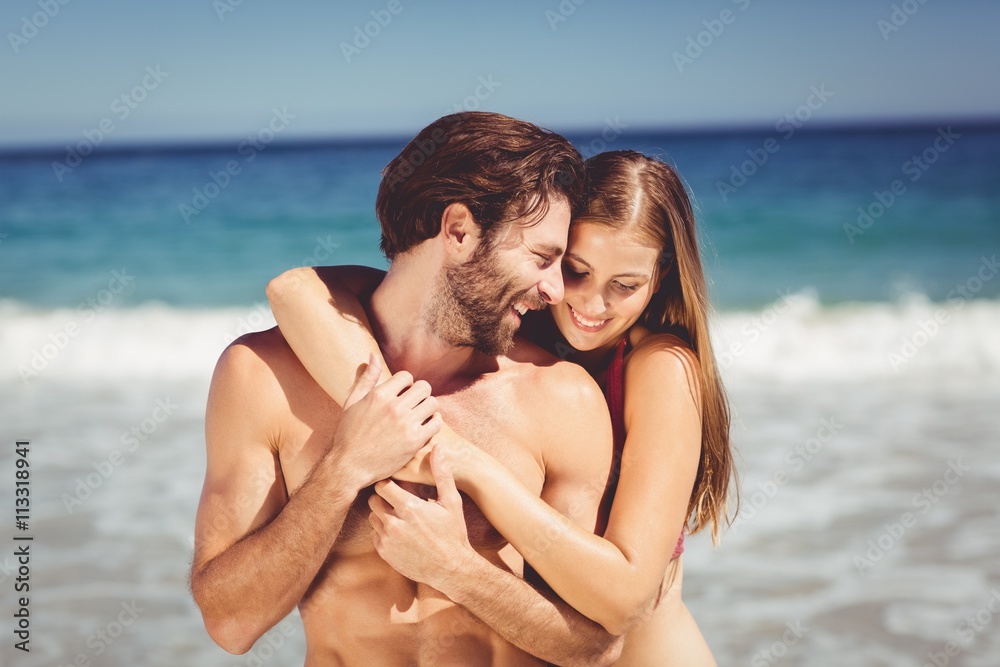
[578,150,736,542]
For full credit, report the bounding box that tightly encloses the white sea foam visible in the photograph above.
[2,292,997,385]
[712,290,1000,383]
[1,299,276,384]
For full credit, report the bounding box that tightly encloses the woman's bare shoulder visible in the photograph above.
[628,325,696,361]
[624,326,701,404]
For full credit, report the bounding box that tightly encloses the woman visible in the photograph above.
[267,150,734,664]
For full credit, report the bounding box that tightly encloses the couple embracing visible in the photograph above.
[191,111,734,666]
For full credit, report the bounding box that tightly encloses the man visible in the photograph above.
[190,112,622,665]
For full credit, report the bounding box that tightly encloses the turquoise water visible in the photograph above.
[2,125,998,309]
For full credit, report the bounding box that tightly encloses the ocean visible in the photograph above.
[1,124,999,666]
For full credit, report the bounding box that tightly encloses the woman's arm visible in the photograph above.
[266,267,702,634]
[460,335,703,634]
[266,265,392,402]
[266,266,479,467]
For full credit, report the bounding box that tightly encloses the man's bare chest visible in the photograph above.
[276,383,544,553]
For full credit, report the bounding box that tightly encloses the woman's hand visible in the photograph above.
[391,427,481,489]
[369,446,477,591]
[390,443,436,486]
[333,354,443,489]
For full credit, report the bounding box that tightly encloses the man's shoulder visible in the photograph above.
[504,338,607,418]
[503,340,613,481]
[212,327,304,406]
[217,326,291,375]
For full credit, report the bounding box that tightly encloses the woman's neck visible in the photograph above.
[571,342,620,376]
[526,311,620,377]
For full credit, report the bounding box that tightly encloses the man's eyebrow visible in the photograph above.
[534,243,565,258]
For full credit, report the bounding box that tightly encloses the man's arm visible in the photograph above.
[444,554,624,667]
[191,337,440,654]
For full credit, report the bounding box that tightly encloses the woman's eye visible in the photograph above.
[614,281,639,292]
[563,266,586,278]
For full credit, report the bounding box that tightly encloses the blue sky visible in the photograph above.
[1,0,997,148]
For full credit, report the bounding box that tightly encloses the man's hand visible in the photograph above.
[333,354,443,489]
[368,446,476,590]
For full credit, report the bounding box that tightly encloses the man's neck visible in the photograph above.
[368,258,488,390]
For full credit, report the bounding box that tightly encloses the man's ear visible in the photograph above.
[440,203,480,261]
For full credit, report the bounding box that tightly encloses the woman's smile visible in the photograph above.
[568,304,611,332]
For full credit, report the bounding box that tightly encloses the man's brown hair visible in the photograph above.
[376,112,585,260]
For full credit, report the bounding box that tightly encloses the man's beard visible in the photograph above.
[425,244,542,357]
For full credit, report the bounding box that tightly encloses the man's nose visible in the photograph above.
[538,263,564,305]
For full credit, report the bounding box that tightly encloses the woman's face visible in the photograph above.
[550,222,663,353]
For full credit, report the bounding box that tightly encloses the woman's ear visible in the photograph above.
[440,203,479,261]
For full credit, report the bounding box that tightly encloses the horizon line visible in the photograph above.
[2,115,998,159]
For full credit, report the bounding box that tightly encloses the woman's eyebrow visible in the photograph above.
[565,252,592,269]
[566,253,649,280]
